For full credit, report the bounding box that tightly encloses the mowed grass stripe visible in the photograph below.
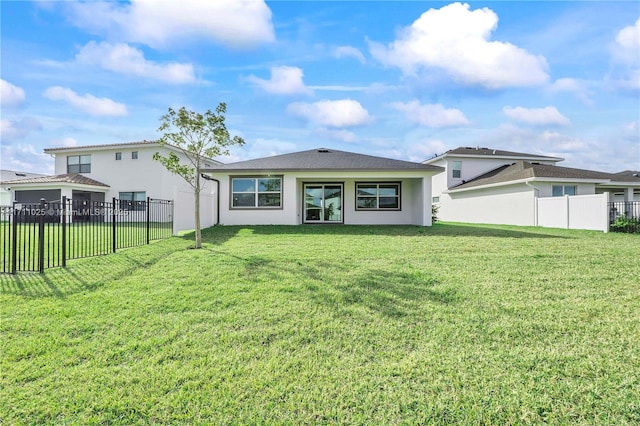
[1,223,639,424]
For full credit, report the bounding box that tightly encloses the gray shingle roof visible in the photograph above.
[425,146,563,162]
[609,170,640,183]
[204,148,443,172]
[450,161,612,190]
[1,173,110,187]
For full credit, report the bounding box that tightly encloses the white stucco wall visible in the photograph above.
[428,156,558,196]
[48,144,218,233]
[210,171,434,226]
[438,184,535,226]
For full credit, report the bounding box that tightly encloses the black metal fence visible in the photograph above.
[609,201,640,234]
[1,197,173,274]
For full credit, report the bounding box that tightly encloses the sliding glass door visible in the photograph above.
[304,184,343,223]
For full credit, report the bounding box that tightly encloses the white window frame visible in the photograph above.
[452,161,462,179]
[552,185,576,197]
[231,176,283,209]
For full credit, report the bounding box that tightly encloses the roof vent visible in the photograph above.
[317,148,330,153]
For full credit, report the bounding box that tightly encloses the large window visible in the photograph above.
[67,155,91,173]
[452,161,462,178]
[356,183,400,210]
[119,191,146,211]
[231,177,282,208]
[552,185,576,197]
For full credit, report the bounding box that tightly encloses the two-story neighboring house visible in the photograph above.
[1,141,221,232]
[424,146,640,227]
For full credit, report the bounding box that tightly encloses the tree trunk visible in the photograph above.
[194,171,202,249]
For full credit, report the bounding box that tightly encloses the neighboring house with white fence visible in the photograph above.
[0,141,221,232]
[424,147,640,231]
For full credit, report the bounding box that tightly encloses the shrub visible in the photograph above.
[432,204,439,223]
[610,215,640,234]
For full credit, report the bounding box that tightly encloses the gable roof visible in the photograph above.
[449,161,612,191]
[0,173,109,188]
[204,148,443,172]
[423,146,563,164]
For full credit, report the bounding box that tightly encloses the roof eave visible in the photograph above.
[445,177,533,193]
[446,176,613,193]
[203,166,444,174]
[0,181,109,190]
[424,153,563,164]
[44,142,221,164]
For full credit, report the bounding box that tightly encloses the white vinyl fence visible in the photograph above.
[537,193,608,232]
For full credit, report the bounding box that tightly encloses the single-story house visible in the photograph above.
[204,148,443,226]
[0,170,47,205]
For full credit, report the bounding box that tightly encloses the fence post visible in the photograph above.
[38,198,46,273]
[11,202,18,274]
[112,197,117,253]
[146,197,150,245]
[61,196,67,267]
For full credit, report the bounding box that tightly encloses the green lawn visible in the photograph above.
[0,221,173,273]
[1,223,639,424]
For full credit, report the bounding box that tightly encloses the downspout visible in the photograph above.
[201,173,220,226]
[525,180,541,226]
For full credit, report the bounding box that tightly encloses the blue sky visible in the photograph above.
[1,1,639,174]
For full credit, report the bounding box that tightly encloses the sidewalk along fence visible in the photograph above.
[0,197,173,274]
[609,201,640,233]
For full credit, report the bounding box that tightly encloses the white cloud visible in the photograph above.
[369,2,549,88]
[245,66,313,96]
[391,100,470,128]
[613,17,640,63]
[224,138,297,162]
[0,117,43,142]
[1,79,26,107]
[0,142,53,174]
[43,86,128,116]
[624,120,639,133]
[316,128,357,143]
[65,0,275,49]
[540,131,586,151]
[248,138,298,159]
[49,137,79,148]
[287,99,371,128]
[611,18,640,90]
[547,78,594,106]
[76,41,196,84]
[503,106,570,126]
[332,46,366,64]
